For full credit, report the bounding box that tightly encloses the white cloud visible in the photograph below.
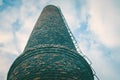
[87,0,120,48]
[0,0,3,6]
[89,49,120,80]
[0,7,21,55]
[0,30,13,43]
[78,33,120,80]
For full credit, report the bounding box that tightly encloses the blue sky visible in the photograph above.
[0,0,120,80]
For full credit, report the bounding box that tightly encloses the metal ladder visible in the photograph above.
[58,6,100,80]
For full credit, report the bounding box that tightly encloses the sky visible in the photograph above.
[0,0,120,80]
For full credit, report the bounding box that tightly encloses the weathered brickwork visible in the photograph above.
[7,5,94,80]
